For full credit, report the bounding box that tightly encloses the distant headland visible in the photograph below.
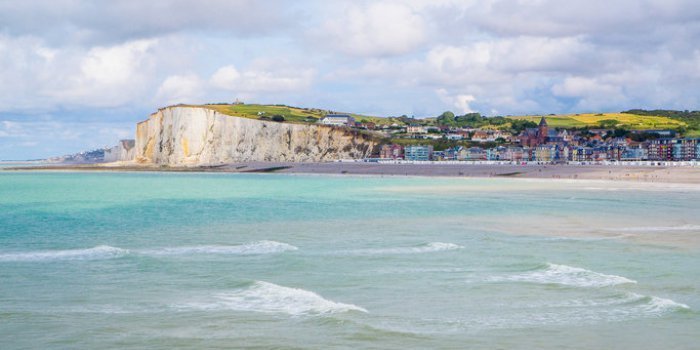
[7,103,700,183]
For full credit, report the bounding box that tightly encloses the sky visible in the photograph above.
[1,0,700,159]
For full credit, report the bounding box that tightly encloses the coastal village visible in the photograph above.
[318,113,700,163]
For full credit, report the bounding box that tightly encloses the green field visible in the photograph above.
[507,113,687,130]
[193,103,399,125]
[183,104,695,134]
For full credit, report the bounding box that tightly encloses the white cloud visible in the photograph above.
[155,74,205,106]
[313,2,428,56]
[209,63,314,94]
[210,65,241,90]
[436,89,477,114]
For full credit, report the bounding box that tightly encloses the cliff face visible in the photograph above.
[134,107,377,166]
[104,139,135,162]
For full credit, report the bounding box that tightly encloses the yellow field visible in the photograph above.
[509,113,686,129]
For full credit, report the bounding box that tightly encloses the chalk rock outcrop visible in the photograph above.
[134,107,377,166]
[104,139,136,162]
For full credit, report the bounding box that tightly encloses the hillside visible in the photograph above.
[181,104,697,136]
[507,113,687,130]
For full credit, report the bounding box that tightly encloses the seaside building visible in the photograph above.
[379,144,404,159]
[671,139,698,161]
[647,138,674,161]
[621,145,647,161]
[319,114,355,127]
[535,144,557,162]
[404,145,433,161]
[519,117,549,147]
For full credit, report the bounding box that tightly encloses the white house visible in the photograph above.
[319,114,355,127]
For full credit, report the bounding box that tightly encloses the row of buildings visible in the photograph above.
[379,139,700,162]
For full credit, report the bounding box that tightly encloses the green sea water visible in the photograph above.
[0,172,698,349]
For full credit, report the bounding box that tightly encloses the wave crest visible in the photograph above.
[140,240,298,256]
[177,281,367,316]
[342,242,464,255]
[489,263,637,288]
[0,245,128,262]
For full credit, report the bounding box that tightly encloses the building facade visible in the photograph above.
[404,145,433,161]
[319,114,355,127]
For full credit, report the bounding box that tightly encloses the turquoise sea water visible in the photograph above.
[1,172,698,349]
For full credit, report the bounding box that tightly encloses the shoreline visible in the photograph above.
[4,161,700,184]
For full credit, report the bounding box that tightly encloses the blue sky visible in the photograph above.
[1,0,700,159]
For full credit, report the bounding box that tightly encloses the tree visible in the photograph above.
[271,115,285,122]
[437,111,456,126]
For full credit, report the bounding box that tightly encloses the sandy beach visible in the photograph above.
[7,162,700,184]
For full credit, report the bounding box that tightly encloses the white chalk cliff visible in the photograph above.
[134,106,378,166]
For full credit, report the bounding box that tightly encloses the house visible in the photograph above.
[535,145,557,162]
[404,145,433,161]
[471,131,491,142]
[319,114,355,127]
[379,144,404,159]
[460,147,486,160]
[406,125,427,134]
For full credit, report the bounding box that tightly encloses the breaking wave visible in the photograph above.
[0,245,129,262]
[488,263,637,288]
[0,241,297,262]
[341,242,464,255]
[176,281,367,316]
[138,240,298,256]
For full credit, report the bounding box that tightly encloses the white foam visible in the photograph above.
[0,245,128,262]
[342,242,464,255]
[606,224,700,232]
[489,263,637,288]
[638,294,690,313]
[139,240,298,256]
[178,281,367,316]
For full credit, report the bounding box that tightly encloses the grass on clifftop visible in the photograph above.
[507,113,686,130]
[183,104,693,133]
[196,103,399,125]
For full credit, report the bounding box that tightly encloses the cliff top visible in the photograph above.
[172,103,403,126]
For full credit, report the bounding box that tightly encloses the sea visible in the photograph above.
[0,171,698,349]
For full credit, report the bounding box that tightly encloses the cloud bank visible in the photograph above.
[1,0,699,158]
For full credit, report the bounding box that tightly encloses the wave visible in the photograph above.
[488,263,637,288]
[340,242,464,255]
[606,224,700,232]
[138,240,298,256]
[176,281,367,316]
[0,241,297,262]
[0,245,129,262]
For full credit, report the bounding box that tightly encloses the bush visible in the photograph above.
[271,115,285,122]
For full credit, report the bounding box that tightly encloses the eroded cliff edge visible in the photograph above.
[134,106,378,166]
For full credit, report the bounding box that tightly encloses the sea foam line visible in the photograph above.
[174,281,367,316]
[0,240,297,262]
[339,242,464,255]
[488,263,637,288]
[0,245,129,262]
[137,240,298,256]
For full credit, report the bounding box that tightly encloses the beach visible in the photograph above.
[7,161,700,184]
